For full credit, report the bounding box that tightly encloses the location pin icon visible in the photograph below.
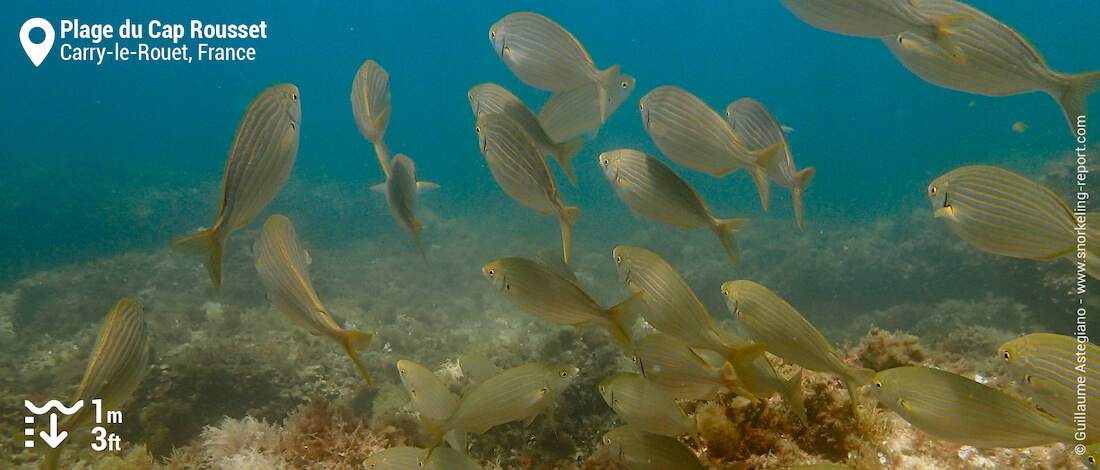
[20,18,55,67]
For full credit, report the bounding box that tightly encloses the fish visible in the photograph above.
[721,280,873,406]
[598,372,694,438]
[536,72,636,143]
[998,333,1100,441]
[779,0,972,63]
[172,83,301,291]
[254,214,373,386]
[397,359,456,422]
[883,0,1100,132]
[363,446,484,470]
[429,362,578,457]
[351,59,393,177]
[483,256,637,351]
[639,85,776,211]
[871,366,1076,448]
[928,165,1100,278]
[631,332,757,402]
[475,112,580,262]
[40,298,150,470]
[612,246,766,372]
[468,83,583,186]
[458,354,503,385]
[712,329,808,426]
[784,465,856,470]
[599,149,750,264]
[371,154,438,262]
[724,98,815,228]
[489,12,628,123]
[603,425,706,470]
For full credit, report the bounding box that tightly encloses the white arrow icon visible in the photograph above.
[39,413,67,449]
[20,18,55,67]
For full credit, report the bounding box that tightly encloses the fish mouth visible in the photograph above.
[496,36,507,58]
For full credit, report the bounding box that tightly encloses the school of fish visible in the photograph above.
[30,2,1100,469]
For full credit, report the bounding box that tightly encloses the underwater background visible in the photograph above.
[4,0,1100,469]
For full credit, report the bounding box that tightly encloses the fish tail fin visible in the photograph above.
[373,140,392,178]
[342,331,373,387]
[932,14,973,64]
[555,138,584,187]
[171,227,225,291]
[717,361,761,403]
[411,220,427,264]
[712,218,750,265]
[751,166,772,213]
[558,205,580,263]
[597,64,622,123]
[605,291,644,353]
[1058,70,1100,132]
[784,368,809,427]
[843,366,875,409]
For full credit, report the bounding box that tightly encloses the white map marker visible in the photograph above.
[20,18,55,67]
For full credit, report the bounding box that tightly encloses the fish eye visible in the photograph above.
[1026,375,1033,384]
[487,268,494,276]
[604,437,612,445]
[630,355,638,363]
[896,36,904,44]
[930,186,937,195]
[874,381,882,389]
[560,371,569,377]
[489,30,496,39]
[1002,351,1010,360]
[621,81,628,89]
[598,384,606,392]
[722,289,728,296]
[475,126,482,134]
[615,255,622,263]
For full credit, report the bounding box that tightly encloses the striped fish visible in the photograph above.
[872,366,1076,448]
[364,446,484,470]
[999,333,1100,440]
[254,214,373,386]
[475,112,580,262]
[603,425,706,470]
[351,59,393,177]
[884,0,1100,132]
[536,72,636,143]
[784,465,856,470]
[397,359,456,422]
[599,149,750,264]
[40,298,150,470]
[598,372,694,438]
[468,83,583,186]
[489,12,628,123]
[371,154,438,263]
[929,166,1100,279]
[721,280,873,407]
[724,98,815,228]
[482,256,637,352]
[631,332,757,402]
[779,0,971,62]
[612,246,766,371]
[172,83,301,291]
[639,86,776,211]
[712,329,808,426]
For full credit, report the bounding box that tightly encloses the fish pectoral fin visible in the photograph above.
[417,181,440,193]
[932,15,973,64]
[932,206,955,219]
[370,182,387,194]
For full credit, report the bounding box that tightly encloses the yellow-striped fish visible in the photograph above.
[483,256,637,351]
[351,59,393,177]
[364,446,483,470]
[779,0,971,62]
[468,83,583,186]
[712,329,808,426]
[254,214,373,386]
[884,0,1100,132]
[397,360,456,422]
[785,465,856,470]
[722,280,873,407]
[929,165,1100,278]
[40,298,150,470]
[475,112,580,262]
[724,98,815,228]
[536,72,636,143]
[489,12,629,123]
[430,362,578,457]
[603,425,706,470]
[613,246,766,371]
[172,84,301,291]
[599,149,750,264]
[639,85,776,211]
[999,333,1100,441]
[872,366,1076,448]
[371,154,438,263]
[598,372,694,438]
[631,332,756,402]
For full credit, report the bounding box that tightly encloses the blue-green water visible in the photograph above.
[4,1,1100,468]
